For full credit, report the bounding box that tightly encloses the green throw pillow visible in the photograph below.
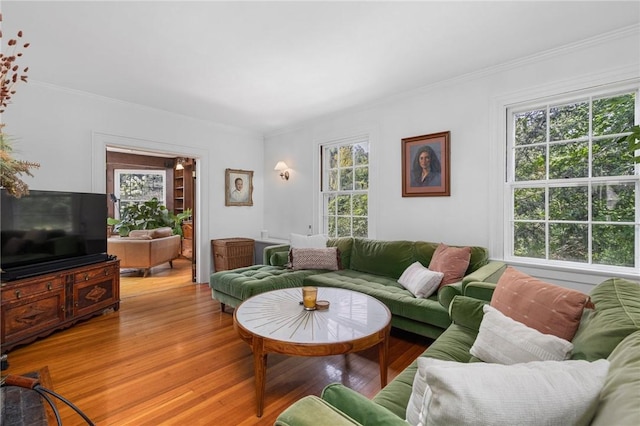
[270,251,289,267]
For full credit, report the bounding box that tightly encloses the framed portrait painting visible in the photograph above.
[225,168,253,206]
[401,131,450,197]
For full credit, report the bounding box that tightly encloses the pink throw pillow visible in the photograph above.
[428,243,471,287]
[490,267,592,341]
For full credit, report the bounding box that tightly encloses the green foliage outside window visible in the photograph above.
[323,141,369,238]
[511,91,637,268]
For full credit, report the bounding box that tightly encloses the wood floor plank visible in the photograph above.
[2,259,431,425]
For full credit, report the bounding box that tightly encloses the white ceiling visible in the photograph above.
[4,1,640,134]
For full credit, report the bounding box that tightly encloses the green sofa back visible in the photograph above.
[347,238,489,280]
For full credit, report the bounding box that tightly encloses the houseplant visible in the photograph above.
[0,14,39,197]
[619,124,640,163]
[107,197,192,237]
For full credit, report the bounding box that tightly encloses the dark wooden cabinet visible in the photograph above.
[1,259,120,352]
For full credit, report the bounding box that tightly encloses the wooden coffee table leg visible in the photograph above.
[252,339,268,417]
[378,326,390,387]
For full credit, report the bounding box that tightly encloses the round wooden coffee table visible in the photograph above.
[233,287,391,417]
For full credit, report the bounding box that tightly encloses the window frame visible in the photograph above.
[319,135,370,238]
[504,87,640,275]
[113,169,167,219]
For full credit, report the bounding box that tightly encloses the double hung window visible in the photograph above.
[506,89,638,271]
[113,169,167,219]
[321,137,369,238]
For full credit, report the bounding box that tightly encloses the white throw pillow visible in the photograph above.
[413,357,609,426]
[406,357,428,425]
[398,262,444,298]
[289,233,328,248]
[470,304,574,364]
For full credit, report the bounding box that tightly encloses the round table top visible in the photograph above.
[234,287,391,344]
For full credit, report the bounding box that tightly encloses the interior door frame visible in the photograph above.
[91,131,209,283]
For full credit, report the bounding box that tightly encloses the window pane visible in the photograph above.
[592,224,635,267]
[337,195,351,216]
[549,101,588,141]
[337,217,351,237]
[326,215,336,238]
[593,93,635,136]
[354,167,369,190]
[354,143,369,165]
[353,218,368,237]
[340,168,353,191]
[339,145,353,167]
[326,194,336,216]
[514,109,546,146]
[549,223,588,262]
[549,186,587,221]
[592,183,635,222]
[514,222,546,258]
[593,137,635,177]
[514,187,545,220]
[353,193,368,217]
[328,147,338,169]
[328,169,339,191]
[514,146,546,181]
[549,141,588,179]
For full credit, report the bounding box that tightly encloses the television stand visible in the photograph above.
[1,259,120,352]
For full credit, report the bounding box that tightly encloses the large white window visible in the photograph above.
[114,169,167,219]
[321,137,369,237]
[506,89,638,272]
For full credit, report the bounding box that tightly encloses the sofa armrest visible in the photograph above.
[275,395,362,426]
[461,260,506,286]
[321,384,407,426]
[464,281,497,302]
[264,244,290,265]
[449,295,488,332]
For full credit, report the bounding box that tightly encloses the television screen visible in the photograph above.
[1,189,108,280]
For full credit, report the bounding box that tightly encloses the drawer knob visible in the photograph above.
[47,282,53,291]
[60,306,65,312]
[84,273,89,281]
[15,290,21,299]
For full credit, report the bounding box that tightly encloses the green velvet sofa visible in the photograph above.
[209,237,506,339]
[275,277,640,426]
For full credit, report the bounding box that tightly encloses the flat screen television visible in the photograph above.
[1,189,109,281]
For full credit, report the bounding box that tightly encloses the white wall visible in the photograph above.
[263,27,640,290]
[3,82,265,282]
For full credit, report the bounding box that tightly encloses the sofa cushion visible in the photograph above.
[372,323,478,419]
[290,233,327,248]
[327,237,354,269]
[270,251,289,267]
[590,331,640,426]
[571,277,640,361]
[397,262,443,298]
[490,267,591,341]
[210,265,320,301]
[416,358,609,426]
[304,269,451,330]
[289,247,341,271]
[349,238,415,279]
[428,243,471,286]
[470,304,573,364]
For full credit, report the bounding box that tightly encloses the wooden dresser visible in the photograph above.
[1,259,120,352]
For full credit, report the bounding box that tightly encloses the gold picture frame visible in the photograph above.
[225,168,253,206]
[401,131,450,197]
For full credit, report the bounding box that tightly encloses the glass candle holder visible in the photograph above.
[302,286,318,310]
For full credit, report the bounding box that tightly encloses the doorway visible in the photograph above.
[106,148,197,282]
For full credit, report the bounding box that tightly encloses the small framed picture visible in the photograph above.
[225,168,253,206]
[401,131,450,197]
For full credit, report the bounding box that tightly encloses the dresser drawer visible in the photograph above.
[74,264,116,283]
[1,277,65,302]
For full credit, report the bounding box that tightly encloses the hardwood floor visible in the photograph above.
[3,259,432,425]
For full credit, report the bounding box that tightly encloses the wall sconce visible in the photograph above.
[274,161,290,180]
[175,158,184,170]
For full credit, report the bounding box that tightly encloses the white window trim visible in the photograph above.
[489,67,640,281]
[313,125,378,239]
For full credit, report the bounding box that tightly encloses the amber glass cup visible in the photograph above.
[302,286,318,310]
